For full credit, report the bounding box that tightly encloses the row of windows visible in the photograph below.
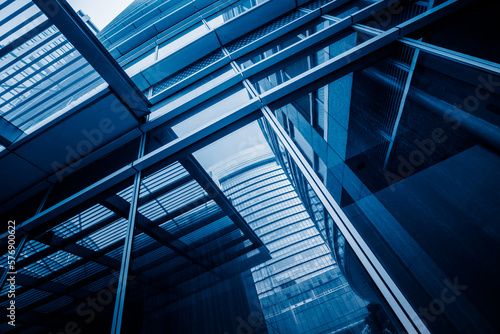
[229,182,292,207]
[228,174,289,200]
[256,255,335,296]
[266,235,324,265]
[266,244,330,278]
[260,219,313,245]
[266,226,318,252]
[121,0,300,87]
[255,212,309,236]
[248,203,305,230]
[244,196,303,223]
[237,189,297,215]
[251,234,322,281]
[223,166,283,196]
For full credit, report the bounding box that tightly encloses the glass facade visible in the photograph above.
[194,131,399,333]
[0,3,103,133]
[0,0,499,333]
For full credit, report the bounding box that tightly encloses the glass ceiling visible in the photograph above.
[0,156,269,330]
[0,0,104,134]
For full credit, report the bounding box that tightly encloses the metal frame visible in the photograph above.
[261,106,429,334]
[110,135,144,334]
[1,0,489,332]
[1,0,469,263]
[32,0,151,119]
[0,118,23,147]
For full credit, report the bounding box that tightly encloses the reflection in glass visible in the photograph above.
[250,28,372,94]
[193,121,400,333]
[269,43,500,333]
[157,21,209,59]
[237,17,336,70]
[205,0,267,29]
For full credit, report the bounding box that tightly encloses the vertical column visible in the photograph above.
[110,134,146,334]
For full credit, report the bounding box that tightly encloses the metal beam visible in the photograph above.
[110,169,141,334]
[32,0,151,119]
[261,106,430,334]
[3,0,469,258]
[0,101,259,243]
[102,194,219,274]
[0,19,53,59]
[181,157,266,248]
[0,117,23,146]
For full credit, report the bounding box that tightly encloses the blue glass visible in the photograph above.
[205,0,267,29]
[250,29,372,94]
[157,21,209,59]
[149,65,235,120]
[237,17,335,70]
[271,44,500,333]
[193,121,401,333]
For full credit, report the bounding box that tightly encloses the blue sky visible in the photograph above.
[67,0,134,30]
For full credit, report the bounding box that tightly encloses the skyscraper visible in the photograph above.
[206,142,375,333]
[0,0,499,333]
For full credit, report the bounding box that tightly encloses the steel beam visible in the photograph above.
[102,194,219,274]
[32,0,151,119]
[0,117,23,146]
[261,106,430,334]
[181,157,266,248]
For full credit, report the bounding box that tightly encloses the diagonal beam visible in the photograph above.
[180,157,266,248]
[0,117,24,146]
[32,0,151,119]
[138,174,193,206]
[4,0,469,250]
[102,194,220,275]
[16,214,121,269]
